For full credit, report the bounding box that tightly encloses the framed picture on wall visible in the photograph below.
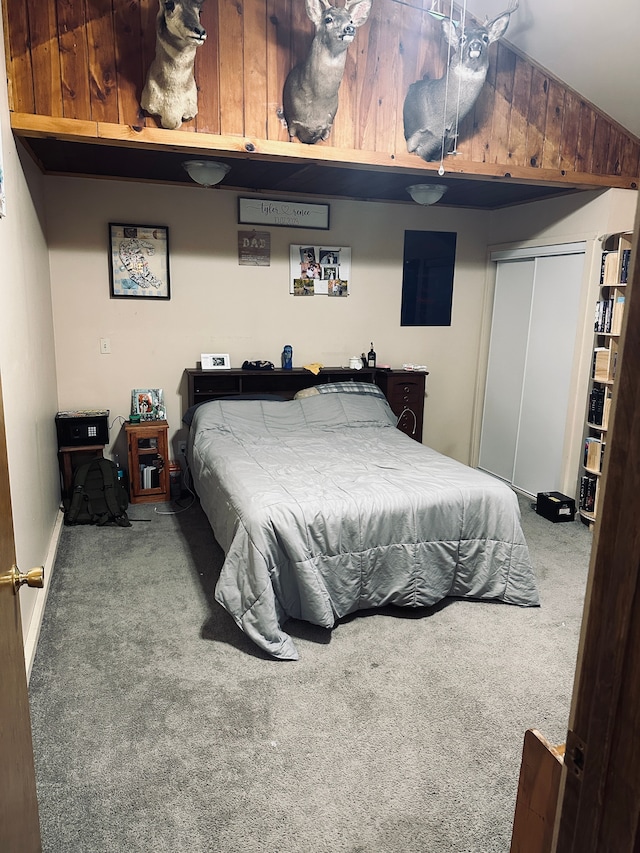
[239,197,329,230]
[109,223,170,299]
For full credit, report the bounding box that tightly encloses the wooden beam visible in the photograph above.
[9,113,639,191]
[4,0,640,188]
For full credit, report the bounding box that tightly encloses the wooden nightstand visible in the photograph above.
[375,370,427,442]
[124,420,169,504]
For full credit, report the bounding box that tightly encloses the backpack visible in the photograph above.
[64,458,131,527]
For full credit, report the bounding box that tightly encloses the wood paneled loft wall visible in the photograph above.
[2,0,639,189]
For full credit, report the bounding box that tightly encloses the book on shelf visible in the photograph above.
[594,298,613,333]
[621,248,631,284]
[592,348,610,382]
[584,437,605,472]
[588,387,612,429]
[599,251,608,284]
[579,473,598,514]
[603,392,612,430]
[601,250,620,285]
[610,289,626,336]
[592,343,618,382]
[588,386,606,426]
[139,464,160,490]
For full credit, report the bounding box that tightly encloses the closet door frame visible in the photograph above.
[477,257,535,486]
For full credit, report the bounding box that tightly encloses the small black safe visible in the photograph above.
[55,410,109,447]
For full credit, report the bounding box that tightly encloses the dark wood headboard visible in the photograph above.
[185,367,378,409]
[184,366,429,442]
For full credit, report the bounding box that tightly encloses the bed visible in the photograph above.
[187,383,538,660]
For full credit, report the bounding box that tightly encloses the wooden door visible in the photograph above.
[0,372,42,852]
[552,207,640,849]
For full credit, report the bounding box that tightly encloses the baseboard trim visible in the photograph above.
[25,508,64,682]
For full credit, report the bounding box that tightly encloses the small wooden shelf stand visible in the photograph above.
[125,420,169,504]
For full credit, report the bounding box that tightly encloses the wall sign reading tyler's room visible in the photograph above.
[238,197,329,230]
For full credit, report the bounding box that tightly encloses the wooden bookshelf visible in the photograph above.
[579,232,632,526]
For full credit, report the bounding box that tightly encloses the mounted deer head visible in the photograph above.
[403,1,518,162]
[280,0,373,145]
[141,0,207,130]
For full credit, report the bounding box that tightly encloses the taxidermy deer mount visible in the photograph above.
[279,0,373,145]
[141,0,207,130]
[403,0,518,162]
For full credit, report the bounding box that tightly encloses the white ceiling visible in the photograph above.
[462,0,640,138]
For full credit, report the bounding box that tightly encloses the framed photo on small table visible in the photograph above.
[131,388,166,421]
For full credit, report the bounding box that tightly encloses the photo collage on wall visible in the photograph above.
[290,245,350,297]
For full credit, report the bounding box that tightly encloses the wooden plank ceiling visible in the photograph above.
[3,0,639,208]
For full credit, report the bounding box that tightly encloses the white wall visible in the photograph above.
[0,13,60,648]
[45,179,638,485]
[46,178,494,465]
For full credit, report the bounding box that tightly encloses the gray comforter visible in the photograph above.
[188,394,538,660]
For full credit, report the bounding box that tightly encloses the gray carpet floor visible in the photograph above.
[28,494,592,852]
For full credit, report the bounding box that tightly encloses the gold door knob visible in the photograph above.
[0,564,44,593]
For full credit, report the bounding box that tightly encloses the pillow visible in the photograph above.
[183,402,205,426]
[294,386,320,399]
[183,394,287,425]
[294,381,386,400]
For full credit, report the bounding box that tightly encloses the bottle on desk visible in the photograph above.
[282,344,293,370]
[367,342,377,368]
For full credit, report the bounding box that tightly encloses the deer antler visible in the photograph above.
[483,0,518,27]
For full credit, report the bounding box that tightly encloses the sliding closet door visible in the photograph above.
[479,245,585,495]
[478,259,534,483]
[513,253,584,493]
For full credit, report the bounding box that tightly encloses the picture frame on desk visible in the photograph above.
[131,388,166,421]
[109,223,170,299]
[201,353,231,370]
